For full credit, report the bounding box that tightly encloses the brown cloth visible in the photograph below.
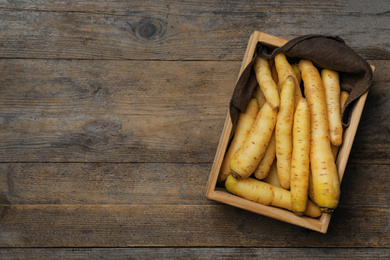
[229,34,373,130]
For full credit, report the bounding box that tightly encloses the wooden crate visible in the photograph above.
[206,31,373,233]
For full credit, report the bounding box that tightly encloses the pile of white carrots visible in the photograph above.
[218,54,349,217]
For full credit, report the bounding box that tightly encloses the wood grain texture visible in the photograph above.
[0,163,211,205]
[0,2,389,60]
[0,204,388,247]
[2,0,389,14]
[0,163,386,206]
[0,247,389,259]
[0,0,389,255]
[0,59,389,163]
[0,59,236,163]
[340,164,389,207]
[347,61,390,164]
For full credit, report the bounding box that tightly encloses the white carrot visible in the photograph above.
[274,53,302,108]
[218,99,259,182]
[254,130,276,180]
[253,57,280,110]
[290,98,311,214]
[230,102,277,179]
[275,75,295,189]
[225,175,322,218]
[322,69,343,146]
[299,59,340,212]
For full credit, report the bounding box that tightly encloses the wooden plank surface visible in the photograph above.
[2,0,389,13]
[1,248,389,260]
[0,2,389,60]
[0,59,234,163]
[0,163,387,206]
[0,59,388,163]
[0,163,211,205]
[0,0,389,258]
[0,163,387,248]
[0,204,388,247]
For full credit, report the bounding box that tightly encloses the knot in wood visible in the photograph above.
[136,18,167,41]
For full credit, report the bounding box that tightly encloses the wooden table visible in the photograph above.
[0,1,389,258]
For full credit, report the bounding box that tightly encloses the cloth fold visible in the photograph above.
[229,34,373,130]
